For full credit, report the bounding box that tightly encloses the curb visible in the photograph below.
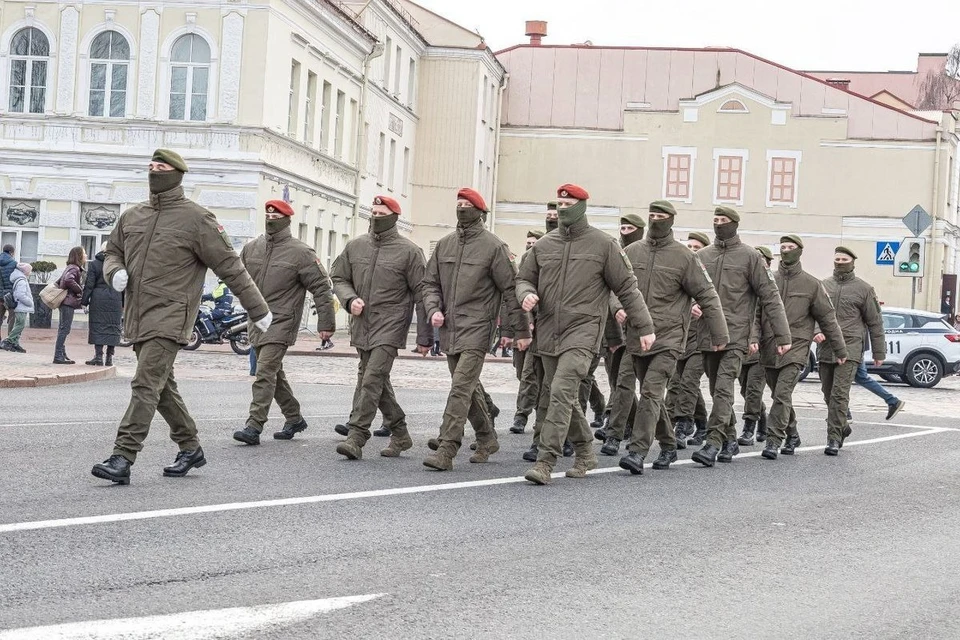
[286,349,514,364]
[0,366,116,389]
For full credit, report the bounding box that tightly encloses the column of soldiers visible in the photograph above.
[90,149,888,486]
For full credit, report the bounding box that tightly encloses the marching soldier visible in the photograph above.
[759,235,847,459]
[421,188,531,470]
[330,196,433,460]
[612,201,727,474]
[735,246,774,445]
[517,184,655,484]
[511,229,544,433]
[545,201,559,232]
[92,149,271,484]
[692,207,791,467]
[818,247,885,456]
[232,200,336,445]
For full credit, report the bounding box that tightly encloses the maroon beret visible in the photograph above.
[264,200,294,216]
[373,195,402,215]
[457,187,488,212]
[557,183,589,200]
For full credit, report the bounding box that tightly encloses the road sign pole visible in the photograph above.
[911,278,917,309]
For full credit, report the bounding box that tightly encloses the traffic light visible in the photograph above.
[893,238,925,278]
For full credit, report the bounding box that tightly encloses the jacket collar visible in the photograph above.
[149,185,185,207]
[715,234,742,250]
[834,270,856,282]
[266,225,292,243]
[457,218,486,241]
[559,216,590,239]
[370,225,399,243]
[646,231,674,248]
[779,260,803,276]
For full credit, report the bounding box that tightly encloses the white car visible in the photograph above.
[799,306,960,388]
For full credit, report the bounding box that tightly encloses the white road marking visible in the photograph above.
[0,412,440,429]
[0,426,947,535]
[0,594,383,640]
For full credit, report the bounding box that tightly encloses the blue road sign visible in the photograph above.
[876,241,900,265]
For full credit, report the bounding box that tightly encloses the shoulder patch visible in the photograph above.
[620,249,631,267]
[766,267,775,282]
[698,260,713,284]
[216,224,232,250]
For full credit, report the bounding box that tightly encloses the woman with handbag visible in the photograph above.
[81,242,123,366]
[54,246,86,365]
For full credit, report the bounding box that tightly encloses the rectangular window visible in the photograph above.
[327,230,337,273]
[666,154,692,199]
[383,37,392,88]
[320,81,332,152]
[393,46,402,95]
[481,75,489,123]
[304,71,317,144]
[1,230,39,263]
[402,147,410,196]
[314,227,323,254]
[298,223,308,242]
[80,233,108,260]
[769,156,797,204]
[407,59,416,107]
[288,60,301,137]
[716,155,743,202]
[388,139,397,191]
[334,90,346,160]
[377,132,386,185]
[349,99,359,162]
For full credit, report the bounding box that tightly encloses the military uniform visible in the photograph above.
[818,247,885,454]
[694,207,790,466]
[236,200,336,443]
[93,149,269,484]
[517,184,654,483]
[421,188,529,470]
[734,246,775,445]
[512,230,544,432]
[330,197,432,459]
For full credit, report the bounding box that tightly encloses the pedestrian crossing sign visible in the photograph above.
[875,241,900,265]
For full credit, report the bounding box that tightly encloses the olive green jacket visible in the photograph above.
[760,261,847,368]
[330,225,431,350]
[104,186,268,345]
[516,218,653,357]
[817,270,886,364]
[422,220,530,355]
[241,225,336,347]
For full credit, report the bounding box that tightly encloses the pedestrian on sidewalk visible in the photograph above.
[0,262,34,353]
[81,243,123,366]
[53,246,86,365]
[0,244,17,339]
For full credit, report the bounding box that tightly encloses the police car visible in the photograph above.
[800,306,960,388]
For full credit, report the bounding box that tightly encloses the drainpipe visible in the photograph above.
[351,41,385,238]
[928,125,943,310]
[489,71,508,234]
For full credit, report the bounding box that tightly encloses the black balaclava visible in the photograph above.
[714,221,739,241]
[371,213,399,234]
[149,170,183,194]
[647,216,674,240]
[457,205,483,226]
[833,261,855,277]
[780,246,803,266]
[265,216,291,235]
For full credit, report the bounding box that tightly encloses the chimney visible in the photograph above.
[525,20,547,46]
[825,78,851,91]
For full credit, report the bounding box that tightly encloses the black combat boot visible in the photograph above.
[562,440,574,457]
[717,440,740,463]
[600,437,621,456]
[692,443,719,467]
[273,418,308,440]
[781,434,801,455]
[618,452,644,475]
[510,414,527,434]
[373,424,393,437]
[737,419,757,446]
[674,418,693,450]
[687,420,707,446]
[824,440,841,456]
[594,426,607,442]
[590,410,605,430]
[163,448,206,477]
[839,425,852,448]
[522,443,539,462]
[761,441,779,460]
[91,455,131,485]
[105,346,115,367]
[756,408,768,442]
[652,449,678,470]
[233,426,261,445]
[85,356,104,366]
[334,423,349,437]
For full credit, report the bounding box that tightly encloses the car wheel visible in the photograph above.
[798,353,814,382]
[230,331,251,356]
[879,373,902,384]
[182,329,202,351]
[903,353,942,388]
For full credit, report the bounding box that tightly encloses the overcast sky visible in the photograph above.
[414,0,959,71]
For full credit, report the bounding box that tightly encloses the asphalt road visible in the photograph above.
[1,376,959,639]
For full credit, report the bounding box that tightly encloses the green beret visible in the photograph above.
[649,200,677,217]
[526,229,544,239]
[546,201,558,211]
[756,246,773,261]
[714,205,740,222]
[835,246,858,260]
[688,231,711,246]
[152,148,188,173]
[780,234,804,248]
[619,212,646,228]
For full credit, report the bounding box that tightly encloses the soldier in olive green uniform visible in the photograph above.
[92,149,271,485]
[233,200,337,445]
[421,188,531,470]
[612,201,728,474]
[758,235,848,459]
[517,184,655,484]
[818,247,886,455]
[667,231,711,448]
[596,213,646,449]
[735,246,774,446]
[693,206,791,467]
[330,196,433,460]
[512,229,544,433]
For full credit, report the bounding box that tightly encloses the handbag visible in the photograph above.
[2,290,15,310]
[39,280,68,310]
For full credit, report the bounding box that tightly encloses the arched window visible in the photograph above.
[8,27,50,113]
[718,99,748,113]
[89,31,130,117]
[169,34,210,121]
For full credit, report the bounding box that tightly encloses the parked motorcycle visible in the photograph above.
[182,306,251,355]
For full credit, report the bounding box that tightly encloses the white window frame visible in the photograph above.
[661,146,697,205]
[765,150,802,208]
[0,228,41,263]
[157,27,218,122]
[80,27,136,119]
[2,24,55,116]
[712,148,749,207]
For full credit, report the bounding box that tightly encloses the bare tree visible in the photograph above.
[917,45,960,110]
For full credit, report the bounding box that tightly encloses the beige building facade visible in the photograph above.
[493,41,960,312]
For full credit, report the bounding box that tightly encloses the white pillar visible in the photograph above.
[136,9,161,118]
[219,11,245,122]
[55,6,80,114]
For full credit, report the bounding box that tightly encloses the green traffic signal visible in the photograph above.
[910,262,920,273]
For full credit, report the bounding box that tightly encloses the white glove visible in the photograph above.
[112,269,128,292]
[254,311,273,332]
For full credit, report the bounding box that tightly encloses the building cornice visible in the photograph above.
[421,46,504,82]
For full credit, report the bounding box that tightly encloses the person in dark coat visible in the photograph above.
[54,246,86,365]
[81,243,123,366]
